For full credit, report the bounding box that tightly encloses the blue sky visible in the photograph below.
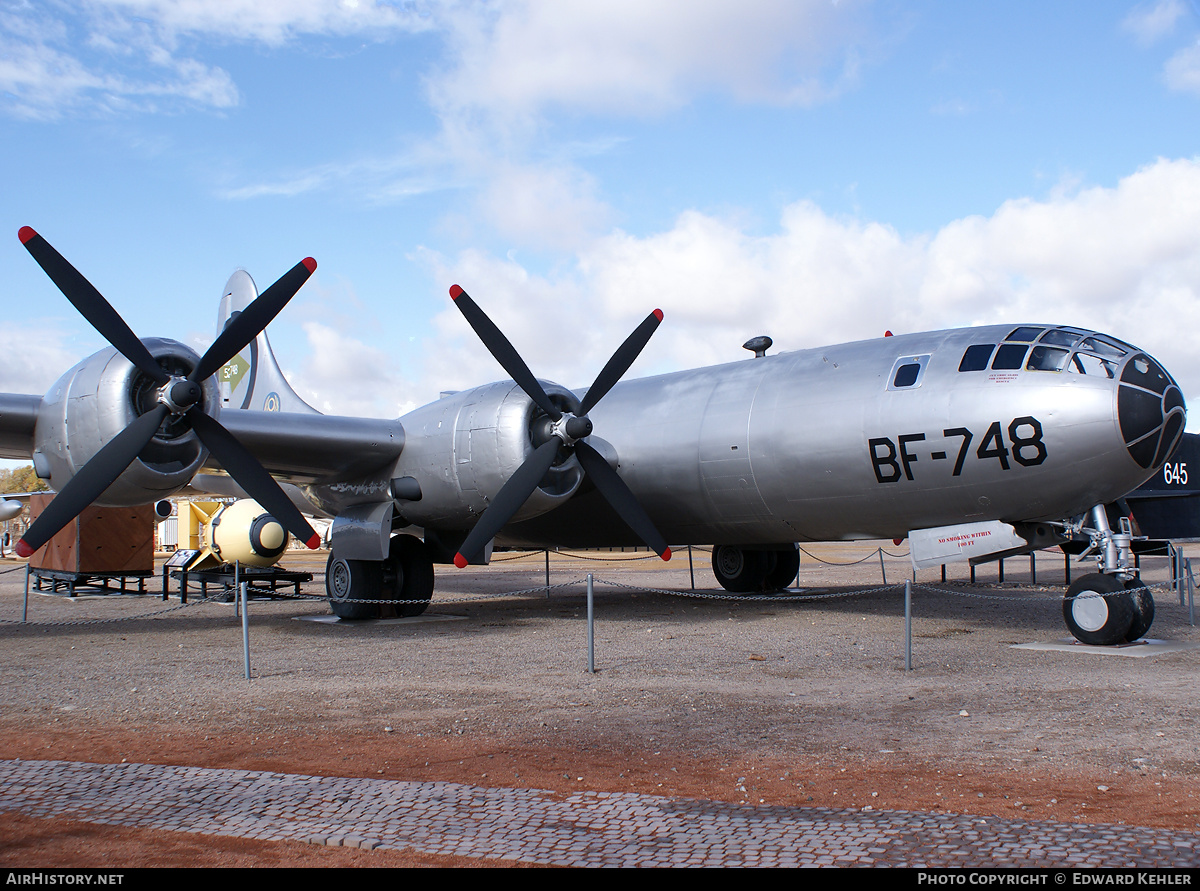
[3,0,1200,426]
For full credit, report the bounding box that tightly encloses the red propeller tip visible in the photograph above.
[306,533,321,550]
[453,552,468,568]
[18,226,36,245]
[449,285,464,300]
[14,539,34,558]
[302,257,317,274]
[662,547,671,561]
[653,309,663,322]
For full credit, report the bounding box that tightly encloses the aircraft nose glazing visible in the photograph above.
[1117,351,1186,470]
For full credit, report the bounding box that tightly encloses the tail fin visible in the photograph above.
[216,270,320,415]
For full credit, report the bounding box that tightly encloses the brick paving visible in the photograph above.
[2,760,1198,867]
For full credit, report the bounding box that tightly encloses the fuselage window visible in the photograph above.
[893,363,921,387]
[1005,326,1044,342]
[887,354,931,390]
[1026,345,1069,372]
[958,344,995,371]
[991,343,1028,370]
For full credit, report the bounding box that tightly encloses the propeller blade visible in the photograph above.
[450,285,561,420]
[15,404,170,557]
[575,440,671,561]
[191,257,317,383]
[454,439,561,567]
[187,409,320,549]
[578,309,663,416]
[19,227,168,386]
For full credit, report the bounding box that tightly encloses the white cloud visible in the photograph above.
[0,323,87,395]
[288,321,417,418]
[476,161,613,250]
[413,158,1200,426]
[1164,40,1200,94]
[92,0,432,45]
[416,1,877,252]
[1122,0,1188,46]
[430,0,870,120]
[0,0,429,119]
[0,3,239,118]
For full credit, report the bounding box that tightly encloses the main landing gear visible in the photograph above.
[326,534,435,620]
[1060,505,1155,645]
[711,545,800,593]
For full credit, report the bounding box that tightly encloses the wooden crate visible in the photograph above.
[28,494,155,574]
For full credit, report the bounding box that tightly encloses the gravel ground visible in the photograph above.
[2,542,1198,866]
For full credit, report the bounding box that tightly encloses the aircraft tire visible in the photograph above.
[712,545,769,594]
[763,548,800,591]
[1062,573,1133,645]
[326,552,383,620]
[387,534,435,617]
[1124,576,1156,642]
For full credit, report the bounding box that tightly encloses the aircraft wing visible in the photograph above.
[0,393,41,460]
[211,409,404,484]
[0,393,404,487]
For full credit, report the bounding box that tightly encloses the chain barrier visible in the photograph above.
[489,550,547,563]
[489,549,678,563]
[5,558,1185,627]
[272,575,588,608]
[914,578,1174,605]
[1,590,229,628]
[797,546,882,566]
[593,576,900,602]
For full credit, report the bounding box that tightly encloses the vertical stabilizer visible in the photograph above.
[216,270,320,415]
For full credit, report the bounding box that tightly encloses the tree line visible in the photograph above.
[0,465,49,495]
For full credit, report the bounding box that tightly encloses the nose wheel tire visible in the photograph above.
[1063,573,1134,645]
[1124,576,1156,642]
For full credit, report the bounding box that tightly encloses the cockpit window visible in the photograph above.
[1037,329,1083,348]
[1005,326,1045,342]
[1078,335,1128,358]
[958,344,995,372]
[1026,345,1069,372]
[1070,352,1116,378]
[991,343,1029,370]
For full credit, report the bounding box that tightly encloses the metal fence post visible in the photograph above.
[587,573,595,674]
[904,579,912,671]
[240,580,252,681]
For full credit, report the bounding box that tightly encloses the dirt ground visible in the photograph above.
[1,543,1198,867]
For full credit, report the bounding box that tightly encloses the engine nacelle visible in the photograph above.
[32,338,219,505]
[391,380,586,528]
[209,499,289,567]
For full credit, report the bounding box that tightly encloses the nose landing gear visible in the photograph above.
[1060,505,1154,645]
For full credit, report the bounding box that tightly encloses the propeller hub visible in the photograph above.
[553,413,593,446]
[160,377,203,414]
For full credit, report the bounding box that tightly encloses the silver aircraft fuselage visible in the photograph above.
[498,323,1183,548]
